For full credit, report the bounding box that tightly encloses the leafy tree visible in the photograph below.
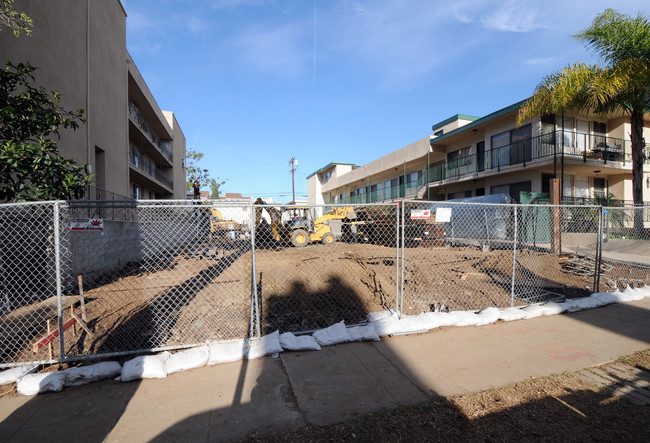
[185,148,210,192]
[517,9,650,234]
[0,0,32,36]
[208,177,227,198]
[1,62,90,201]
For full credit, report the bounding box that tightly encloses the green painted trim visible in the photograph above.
[430,100,527,146]
[306,162,359,179]
[431,114,480,132]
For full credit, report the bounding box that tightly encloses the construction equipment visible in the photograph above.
[254,198,355,247]
[209,208,248,241]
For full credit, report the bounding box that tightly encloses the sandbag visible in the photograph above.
[247,331,283,359]
[120,352,170,382]
[166,345,209,374]
[0,365,38,386]
[17,372,66,395]
[279,332,321,351]
[347,324,380,342]
[64,362,121,387]
[208,339,247,365]
[312,321,352,346]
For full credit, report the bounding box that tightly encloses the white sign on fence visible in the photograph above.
[410,209,431,220]
[435,208,452,223]
[70,218,103,231]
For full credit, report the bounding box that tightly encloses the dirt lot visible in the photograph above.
[3,239,649,364]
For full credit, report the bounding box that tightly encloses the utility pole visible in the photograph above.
[288,157,298,204]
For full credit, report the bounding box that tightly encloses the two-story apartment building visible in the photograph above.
[1,0,185,200]
[308,100,650,205]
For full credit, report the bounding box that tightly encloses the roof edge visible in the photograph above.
[430,99,528,145]
[431,114,480,132]
[306,162,359,179]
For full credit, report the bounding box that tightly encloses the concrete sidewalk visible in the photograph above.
[1,298,649,442]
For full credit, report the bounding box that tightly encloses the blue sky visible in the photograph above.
[123,0,649,202]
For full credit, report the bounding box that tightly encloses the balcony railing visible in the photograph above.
[129,146,174,190]
[336,130,650,205]
[128,100,173,163]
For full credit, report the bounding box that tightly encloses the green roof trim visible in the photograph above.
[430,100,528,145]
[306,162,359,179]
[431,114,480,132]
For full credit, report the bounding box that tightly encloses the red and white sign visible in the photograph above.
[410,209,431,220]
[70,218,103,231]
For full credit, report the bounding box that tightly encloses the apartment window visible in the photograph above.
[434,129,444,137]
[593,121,607,146]
[447,146,471,165]
[560,116,574,147]
[490,184,509,196]
[406,171,422,188]
[133,184,140,200]
[489,182,531,202]
[322,170,332,182]
[476,188,485,196]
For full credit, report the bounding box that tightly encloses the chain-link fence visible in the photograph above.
[2,199,649,367]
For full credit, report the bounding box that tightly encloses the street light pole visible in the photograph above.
[288,157,298,204]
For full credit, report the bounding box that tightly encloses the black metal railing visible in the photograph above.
[128,100,173,162]
[129,146,174,189]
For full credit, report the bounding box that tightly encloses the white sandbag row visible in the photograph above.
[370,286,650,337]
[17,361,121,395]
[0,364,38,386]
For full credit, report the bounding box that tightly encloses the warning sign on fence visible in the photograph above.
[410,209,431,220]
[70,218,103,231]
[435,208,452,223]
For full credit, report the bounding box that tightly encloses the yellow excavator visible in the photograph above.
[254,198,355,247]
[209,208,247,241]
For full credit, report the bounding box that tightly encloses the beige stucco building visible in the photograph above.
[1,0,186,200]
[309,100,650,206]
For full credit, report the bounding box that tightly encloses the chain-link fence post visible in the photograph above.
[53,201,66,359]
[595,206,603,292]
[510,205,518,307]
[400,200,405,315]
[249,200,260,338]
[395,201,401,314]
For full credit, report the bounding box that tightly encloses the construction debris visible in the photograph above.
[560,257,613,276]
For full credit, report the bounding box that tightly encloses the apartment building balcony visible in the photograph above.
[128,100,173,165]
[129,146,174,191]
[337,131,650,204]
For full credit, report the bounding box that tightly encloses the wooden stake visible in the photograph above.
[71,305,77,336]
[46,319,52,360]
[77,275,87,322]
[73,316,94,337]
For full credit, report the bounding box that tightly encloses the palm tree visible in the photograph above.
[517,9,650,234]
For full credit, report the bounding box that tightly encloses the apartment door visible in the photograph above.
[477,141,485,172]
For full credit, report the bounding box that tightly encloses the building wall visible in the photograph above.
[1,0,130,196]
[163,111,188,200]
[2,1,186,201]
